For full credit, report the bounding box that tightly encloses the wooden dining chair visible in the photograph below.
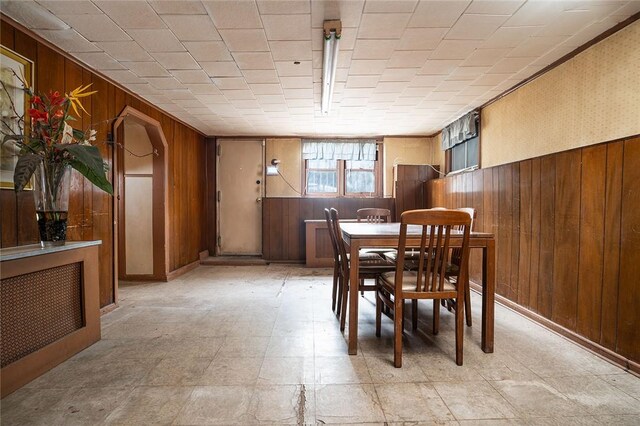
[375,209,471,367]
[356,208,392,223]
[324,208,341,313]
[329,208,395,331]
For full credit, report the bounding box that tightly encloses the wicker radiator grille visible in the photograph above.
[1,262,84,368]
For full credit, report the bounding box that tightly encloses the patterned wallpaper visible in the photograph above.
[481,20,640,168]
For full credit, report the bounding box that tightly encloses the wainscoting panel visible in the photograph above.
[426,136,640,366]
[262,197,395,262]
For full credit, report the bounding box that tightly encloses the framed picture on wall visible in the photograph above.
[0,45,33,190]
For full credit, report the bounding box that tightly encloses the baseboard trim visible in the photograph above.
[166,259,200,280]
[100,303,118,316]
[469,281,639,375]
[199,250,209,261]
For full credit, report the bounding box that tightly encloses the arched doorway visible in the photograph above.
[112,107,169,285]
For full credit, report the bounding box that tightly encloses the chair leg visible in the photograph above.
[336,274,343,318]
[360,279,364,296]
[375,288,382,337]
[464,278,472,327]
[433,299,440,335]
[411,299,418,330]
[340,276,349,332]
[456,294,464,366]
[331,264,339,312]
[394,297,403,368]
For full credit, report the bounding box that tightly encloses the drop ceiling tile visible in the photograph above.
[195,94,226,104]
[375,81,408,93]
[164,89,196,100]
[275,61,312,76]
[425,91,457,101]
[352,39,398,60]
[213,77,249,90]
[102,69,145,84]
[446,66,491,80]
[187,84,222,95]
[2,1,69,29]
[397,28,448,50]
[262,14,311,40]
[127,29,185,52]
[462,48,511,66]
[505,1,565,26]
[507,35,568,58]
[149,1,207,15]
[481,26,542,49]
[364,0,417,13]
[73,52,124,70]
[348,60,388,75]
[121,83,160,95]
[94,1,166,29]
[219,29,269,52]
[357,13,411,39]
[203,0,263,29]
[393,97,422,106]
[222,90,256,100]
[286,98,313,107]
[471,73,510,86]
[430,40,481,60]
[346,75,380,88]
[311,0,364,28]
[257,0,310,14]
[249,83,283,95]
[124,61,170,77]
[387,50,430,68]
[269,41,313,61]
[96,41,153,61]
[409,0,470,27]
[146,76,185,89]
[201,61,242,77]
[243,70,280,84]
[256,94,286,104]
[410,74,447,87]
[419,59,462,75]
[175,99,206,108]
[171,69,212,84]
[38,0,103,15]
[460,85,494,96]
[151,52,199,70]
[161,15,221,41]
[400,87,433,97]
[465,0,525,15]
[489,56,534,73]
[340,97,369,107]
[37,29,100,52]
[231,99,261,109]
[380,68,418,82]
[183,41,232,62]
[143,94,172,104]
[434,80,468,92]
[280,76,313,89]
[283,88,313,99]
[58,14,130,41]
[446,14,510,40]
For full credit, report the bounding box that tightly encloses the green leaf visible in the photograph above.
[57,144,113,195]
[72,128,85,140]
[13,153,41,191]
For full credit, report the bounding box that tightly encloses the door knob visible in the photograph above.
[256,197,262,203]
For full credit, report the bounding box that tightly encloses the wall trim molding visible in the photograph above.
[166,260,200,281]
[469,282,640,376]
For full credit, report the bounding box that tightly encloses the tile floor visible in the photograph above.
[2,265,639,425]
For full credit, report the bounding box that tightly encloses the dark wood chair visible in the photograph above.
[328,208,395,331]
[356,208,392,223]
[375,209,471,367]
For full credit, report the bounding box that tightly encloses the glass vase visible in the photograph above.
[33,162,72,246]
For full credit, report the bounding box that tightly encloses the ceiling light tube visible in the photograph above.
[321,20,341,115]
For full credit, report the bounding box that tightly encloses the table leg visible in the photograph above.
[348,241,360,355]
[482,240,495,353]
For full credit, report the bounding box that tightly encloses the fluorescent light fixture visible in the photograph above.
[321,20,341,115]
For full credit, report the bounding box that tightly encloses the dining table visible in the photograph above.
[340,222,496,356]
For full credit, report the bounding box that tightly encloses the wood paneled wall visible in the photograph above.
[0,20,208,308]
[263,197,395,261]
[427,136,640,366]
[394,164,440,215]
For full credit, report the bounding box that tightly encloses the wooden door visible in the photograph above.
[217,139,264,255]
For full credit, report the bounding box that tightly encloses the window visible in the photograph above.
[449,135,479,173]
[304,147,382,197]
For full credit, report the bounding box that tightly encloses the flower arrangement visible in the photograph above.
[1,74,113,243]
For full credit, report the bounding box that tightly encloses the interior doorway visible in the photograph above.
[112,107,169,284]
[216,139,264,255]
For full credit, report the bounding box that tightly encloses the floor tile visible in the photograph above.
[173,385,256,425]
[200,356,263,385]
[375,382,455,422]
[142,357,213,386]
[434,380,518,420]
[105,386,193,425]
[315,356,372,384]
[315,384,386,424]
[258,356,314,385]
[491,379,584,418]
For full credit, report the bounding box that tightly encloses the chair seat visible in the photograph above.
[383,250,424,262]
[379,271,456,292]
[361,248,397,255]
[343,252,395,269]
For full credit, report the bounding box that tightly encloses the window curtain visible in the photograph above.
[302,139,377,161]
[441,111,479,151]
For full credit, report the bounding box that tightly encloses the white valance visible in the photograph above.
[441,111,479,151]
[302,139,377,161]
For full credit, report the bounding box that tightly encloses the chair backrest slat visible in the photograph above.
[330,208,349,277]
[395,209,471,296]
[324,208,340,264]
[357,208,392,223]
